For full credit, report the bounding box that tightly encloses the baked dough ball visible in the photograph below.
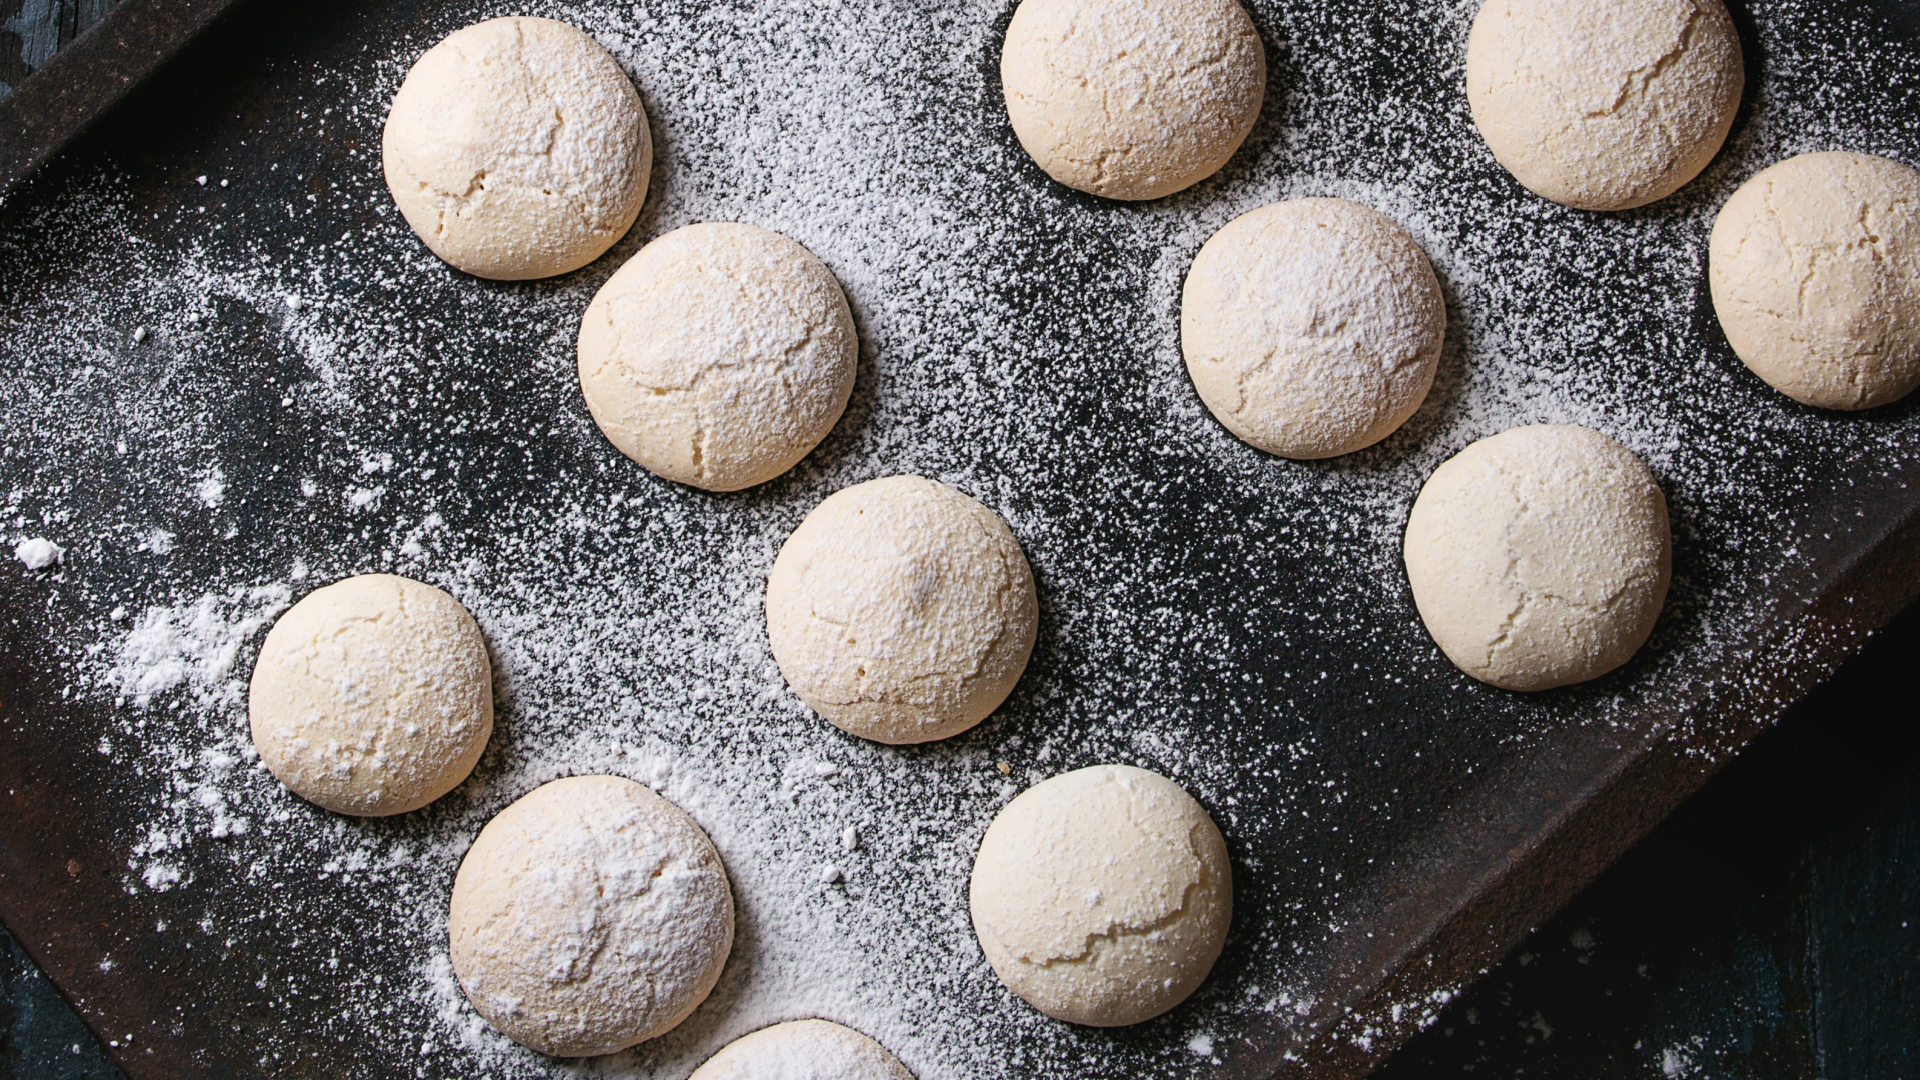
[578,223,857,491]
[1709,151,1920,410]
[1000,0,1265,201]
[1466,0,1743,211]
[449,775,734,1057]
[383,17,651,279]
[1183,198,1446,459]
[248,574,491,816]
[689,1020,914,1080]
[970,765,1231,1026]
[765,476,1036,745]
[1403,425,1671,692]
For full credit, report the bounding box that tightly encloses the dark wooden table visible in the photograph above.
[20,590,1918,1078]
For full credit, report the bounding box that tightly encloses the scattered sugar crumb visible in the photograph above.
[13,536,62,569]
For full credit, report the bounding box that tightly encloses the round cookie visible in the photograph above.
[1183,198,1446,459]
[1403,425,1671,692]
[969,764,1231,1027]
[382,17,651,280]
[1466,0,1743,211]
[765,476,1036,745]
[578,223,858,491]
[249,574,492,816]
[1709,151,1920,410]
[1000,0,1265,201]
[689,1020,914,1080]
[449,775,734,1057]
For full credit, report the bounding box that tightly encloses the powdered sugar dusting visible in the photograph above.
[111,584,291,708]
[3,0,1919,1076]
[450,776,734,1057]
[13,536,63,569]
[385,16,653,279]
[1182,197,1446,458]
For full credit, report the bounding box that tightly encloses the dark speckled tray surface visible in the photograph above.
[4,0,1920,1077]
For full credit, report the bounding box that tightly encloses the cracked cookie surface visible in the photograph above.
[578,223,857,491]
[1710,151,1920,410]
[1403,425,1671,692]
[689,1019,914,1080]
[449,775,735,1057]
[766,476,1036,745]
[248,573,492,816]
[1183,198,1445,460]
[1466,0,1742,211]
[1000,0,1265,201]
[382,17,651,279]
[969,764,1231,1026]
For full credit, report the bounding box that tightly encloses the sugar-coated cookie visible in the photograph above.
[1466,0,1742,210]
[970,764,1231,1027]
[1710,151,1920,410]
[249,574,491,816]
[383,17,650,279]
[449,776,734,1057]
[1184,198,1445,459]
[689,1020,914,1080]
[579,223,857,491]
[1404,425,1671,692]
[766,476,1036,745]
[1001,0,1265,200]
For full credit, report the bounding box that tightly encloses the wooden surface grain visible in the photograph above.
[0,0,115,98]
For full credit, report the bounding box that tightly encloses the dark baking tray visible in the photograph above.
[4,0,1920,1076]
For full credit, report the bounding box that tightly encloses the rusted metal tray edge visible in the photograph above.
[1271,458,1920,1076]
[0,0,250,200]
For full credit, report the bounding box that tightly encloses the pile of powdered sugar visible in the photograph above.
[4,0,1920,1077]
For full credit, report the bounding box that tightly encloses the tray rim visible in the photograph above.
[0,0,251,201]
